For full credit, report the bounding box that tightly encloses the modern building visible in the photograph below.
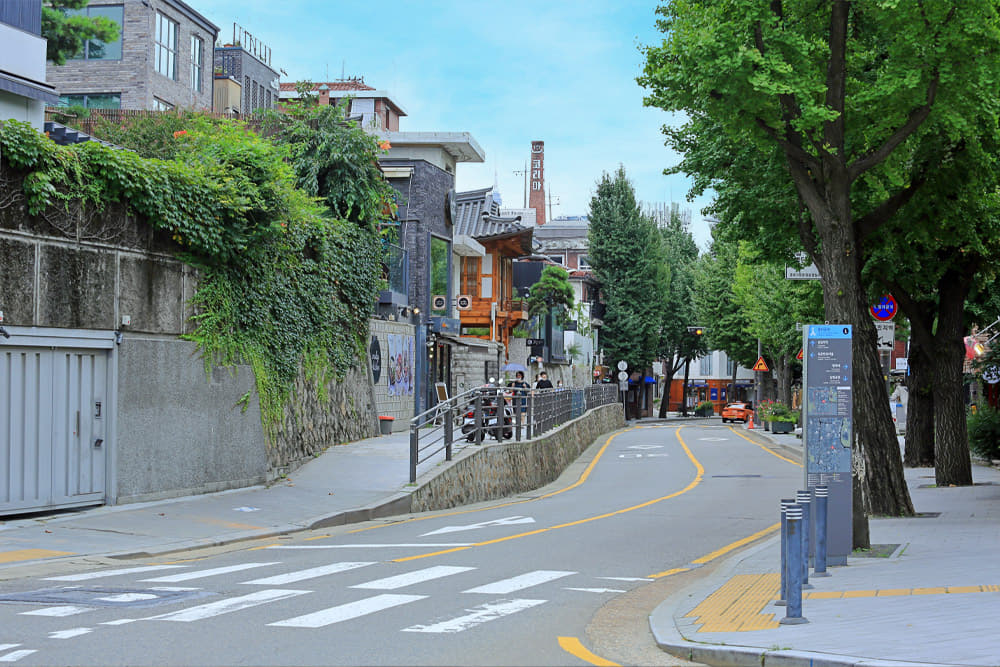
[0,0,59,128]
[278,79,406,130]
[533,215,591,269]
[46,0,219,111]
[665,350,756,413]
[213,23,280,115]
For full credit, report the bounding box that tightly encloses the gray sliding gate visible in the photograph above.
[1,329,113,515]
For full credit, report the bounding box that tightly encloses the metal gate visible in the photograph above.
[1,336,110,515]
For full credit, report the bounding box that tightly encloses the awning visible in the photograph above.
[453,234,486,257]
[0,70,59,105]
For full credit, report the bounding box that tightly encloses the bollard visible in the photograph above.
[813,485,831,577]
[474,391,484,445]
[409,423,418,483]
[780,504,809,624]
[444,404,453,461]
[776,498,796,607]
[796,490,814,589]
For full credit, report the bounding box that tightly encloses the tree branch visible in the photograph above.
[855,177,926,241]
[823,0,849,158]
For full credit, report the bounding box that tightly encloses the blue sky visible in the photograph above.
[197,1,713,247]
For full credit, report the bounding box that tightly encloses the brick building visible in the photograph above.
[46,0,218,111]
[213,24,280,115]
[278,79,406,130]
[528,140,546,226]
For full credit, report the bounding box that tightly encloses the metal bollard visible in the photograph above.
[474,391,484,445]
[796,490,814,589]
[776,498,796,607]
[409,423,418,483]
[813,485,831,577]
[444,404,453,461]
[780,504,809,624]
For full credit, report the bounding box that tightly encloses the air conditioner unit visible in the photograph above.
[432,295,447,310]
[456,295,472,310]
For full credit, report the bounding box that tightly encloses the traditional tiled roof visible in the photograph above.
[278,80,375,92]
[453,188,533,253]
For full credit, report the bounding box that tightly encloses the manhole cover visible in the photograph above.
[0,587,212,608]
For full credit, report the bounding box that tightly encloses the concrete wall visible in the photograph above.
[369,319,417,430]
[409,403,624,512]
[451,338,502,394]
[115,336,268,503]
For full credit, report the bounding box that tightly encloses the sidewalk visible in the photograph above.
[652,426,1000,667]
[0,429,443,571]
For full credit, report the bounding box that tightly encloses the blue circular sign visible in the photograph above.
[870,295,897,321]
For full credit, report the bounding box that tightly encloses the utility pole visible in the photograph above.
[512,163,528,208]
[547,191,560,221]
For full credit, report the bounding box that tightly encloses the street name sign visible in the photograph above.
[786,252,820,280]
[803,324,853,566]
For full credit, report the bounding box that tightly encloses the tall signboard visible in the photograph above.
[803,324,853,565]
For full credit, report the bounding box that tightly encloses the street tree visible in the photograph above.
[588,167,669,373]
[42,0,120,66]
[641,1,1000,521]
[526,265,575,323]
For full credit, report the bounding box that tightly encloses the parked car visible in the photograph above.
[721,402,753,423]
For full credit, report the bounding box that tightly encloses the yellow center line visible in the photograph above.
[393,427,704,563]
[557,637,620,666]
[728,426,802,466]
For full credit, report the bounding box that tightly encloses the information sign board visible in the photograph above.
[875,321,895,350]
[803,324,853,566]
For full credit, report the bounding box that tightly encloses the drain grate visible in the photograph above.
[0,586,212,608]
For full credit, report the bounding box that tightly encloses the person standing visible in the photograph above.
[536,372,553,389]
[507,371,529,412]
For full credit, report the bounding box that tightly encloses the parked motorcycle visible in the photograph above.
[461,391,514,441]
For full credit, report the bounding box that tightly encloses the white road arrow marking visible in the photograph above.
[699,437,727,441]
[626,444,664,450]
[421,516,535,536]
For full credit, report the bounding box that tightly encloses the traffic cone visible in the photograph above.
[747,411,755,429]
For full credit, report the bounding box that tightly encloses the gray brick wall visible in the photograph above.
[213,47,279,112]
[46,0,216,110]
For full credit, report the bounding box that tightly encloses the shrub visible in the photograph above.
[968,404,1000,460]
[696,400,715,411]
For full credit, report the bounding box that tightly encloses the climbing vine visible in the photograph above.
[0,114,389,432]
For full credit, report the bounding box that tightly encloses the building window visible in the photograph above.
[460,257,480,297]
[430,236,451,316]
[58,93,121,109]
[152,97,174,111]
[154,12,178,80]
[547,255,564,265]
[244,75,251,111]
[727,359,735,376]
[578,255,591,270]
[68,4,123,60]
[190,36,204,92]
[700,355,712,376]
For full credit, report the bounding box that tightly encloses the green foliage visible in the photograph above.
[526,265,574,323]
[968,405,1000,460]
[588,167,669,371]
[655,203,704,376]
[42,0,121,66]
[0,115,384,433]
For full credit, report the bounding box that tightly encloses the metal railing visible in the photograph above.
[408,382,621,482]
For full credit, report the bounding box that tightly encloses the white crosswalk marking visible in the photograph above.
[269,594,426,628]
[0,650,37,662]
[140,562,280,583]
[402,599,546,633]
[49,628,92,639]
[242,561,375,586]
[462,570,575,594]
[0,648,17,653]
[20,606,90,617]
[44,565,186,581]
[350,565,475,590]
[152,589,308,622]
[564,587,626,594]
[599,576,652,581]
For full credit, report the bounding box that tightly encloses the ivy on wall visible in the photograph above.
[0,112,390,433]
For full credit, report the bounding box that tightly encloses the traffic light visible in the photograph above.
[687,326,705,336]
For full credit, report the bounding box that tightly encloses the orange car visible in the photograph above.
[721,402,753,423]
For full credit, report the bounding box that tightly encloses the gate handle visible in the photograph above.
[94,438,103,448]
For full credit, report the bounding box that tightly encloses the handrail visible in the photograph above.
[408,382,620,482]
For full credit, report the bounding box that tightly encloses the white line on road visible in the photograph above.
[100,619,137,625]
[402,599,547,633]
[462,570,575,594]
[0,650,36,662]
[48,628,92,639]
[140,562,280,583]
[242,561,375,586]
[351,566,475,590]
[269,594,426,628]
[564,587,626,594]
[44,565,186,581]
[152,589,309,622]
[598,577,652,582]
[266,544,472,549]
[0,648,17,653]
[421,516,535,536]
[20,606,90,617]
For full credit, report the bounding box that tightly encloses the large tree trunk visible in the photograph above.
[658,366,675,418]
[931,274,974,486]
[681,358,691,417]
[904,337,935,467]
[774,354,793,407]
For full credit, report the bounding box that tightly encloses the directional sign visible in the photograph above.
[875,321,895,350]
[870,294,898,321]
[752,356,770,372]
[421,516,535,536]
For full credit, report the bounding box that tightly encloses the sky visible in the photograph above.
[196,1,714,248]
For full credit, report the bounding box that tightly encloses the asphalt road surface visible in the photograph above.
[0,422,801,666]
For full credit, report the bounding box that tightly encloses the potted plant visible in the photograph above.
[756,399,775,430]
[770,403,798,434]
[695,400,715,417]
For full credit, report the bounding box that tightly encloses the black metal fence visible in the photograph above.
[408,382,621,482]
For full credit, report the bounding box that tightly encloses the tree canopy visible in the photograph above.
[42,0,120,66]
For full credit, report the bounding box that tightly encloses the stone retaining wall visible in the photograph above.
[409,403,624,512]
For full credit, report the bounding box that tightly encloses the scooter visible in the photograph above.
[461,391,514,441]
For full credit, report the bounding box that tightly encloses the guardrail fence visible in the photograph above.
[408,382,620,482]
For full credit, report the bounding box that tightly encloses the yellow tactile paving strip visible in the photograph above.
[0,548,74,564]
[686,573,781,632]
[688,574,1000,633]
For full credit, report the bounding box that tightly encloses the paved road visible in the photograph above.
[0,422,801,666]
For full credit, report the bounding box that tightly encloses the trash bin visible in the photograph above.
[378,415,394,435]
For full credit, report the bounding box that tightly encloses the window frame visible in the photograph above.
[57,93,122,109]
[151,97,174,111]
[154,11,179,80]
[68,4,124,61]
[190,35,204,92]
